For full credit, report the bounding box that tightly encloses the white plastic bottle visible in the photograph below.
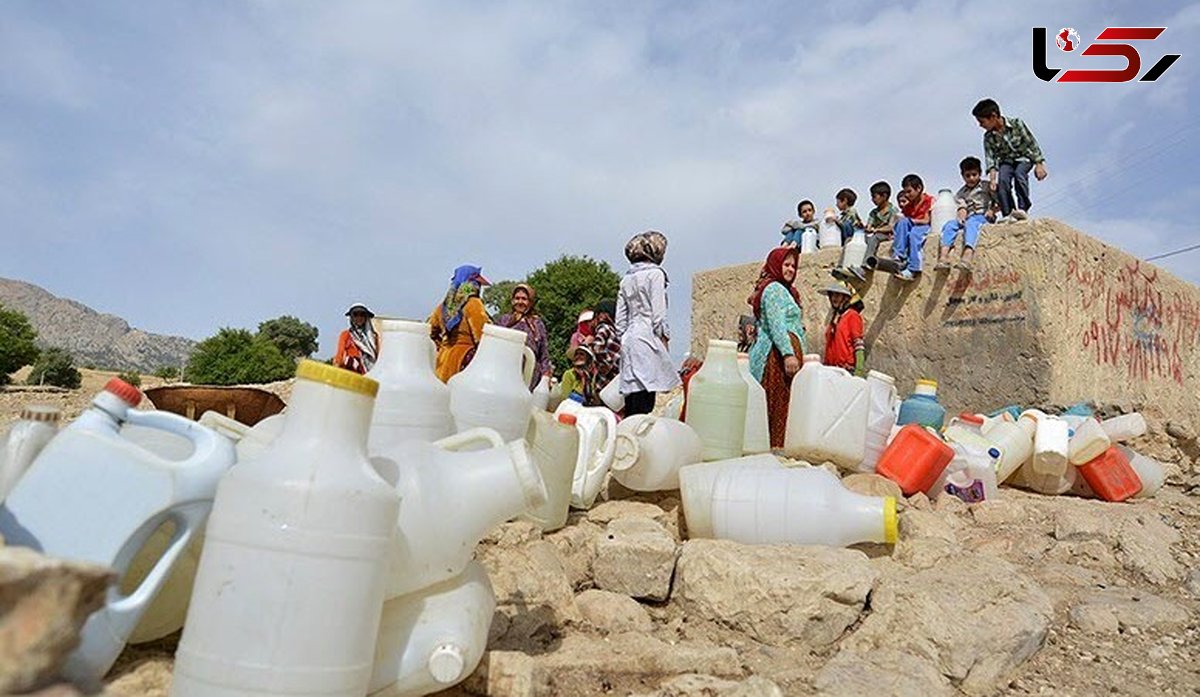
[980,414,1035,482]
[1101,412,1148,442]
[1117,446,1165,499]
[1026,410,1070,476]
[172,362,398,697]
[932,443,1000,503]
[736,353,770,455]
[1068,417,1111,465]
[679,455,783,539]
[519,411,579,532]
[598,377,624,412]
[0,405,61,500]
[368,319,454,450]
[531,375,552,412]
[783,357,868,469]
[685,340,748,461]
[840,230,868,270]
[818,209,842,249]
[930,188,957,238]
[800,227,819,254]
[554,398,618,509]
[611,415,704,491]
[858,371,897,473]
[447,324,536,441]
[709,466,897,547]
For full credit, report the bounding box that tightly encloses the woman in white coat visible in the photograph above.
[616,231,680,416]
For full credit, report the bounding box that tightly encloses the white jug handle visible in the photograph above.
[588,409,619,472]
[435,427,506,452]
[522,346,537,387]
[123,410,236,500]
[633,416,656,437]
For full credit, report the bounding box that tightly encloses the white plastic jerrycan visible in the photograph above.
[784,358,869,469]
[685,340,748,461]
[0,405,61,500]
[369,319,454,449]
[818,209,842,248]
[448,324,536,441]
[519,411,579,532]
[611,415,704,492]
[679,455,783,539]
[172,362,397,697]
[709,466,897,547]
[371,428,546,599]
[981,413,1035,483]
[931,443,1000,503]
[599,377,625,412]
[532,375,552,412]
[858,371,897,474]
[736,353,770,455]
[1118,445,1165,499]
[0,379,235,686]
[841,229,869,270]
[1068,416,1111,466]
[555,398,618,509]
[1025,410,1070,477]
[1101,412,1147,442]
[930,188,957,238]
[369,561,495,697]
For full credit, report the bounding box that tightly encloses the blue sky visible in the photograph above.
[2,0,1196,357]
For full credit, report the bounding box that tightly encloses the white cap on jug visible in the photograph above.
[428,643,466,684]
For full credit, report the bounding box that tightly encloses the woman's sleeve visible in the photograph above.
[650,269,670,340]
[615,289,630,336]
[762,285,797,357]
[535,318,552,375]
[465,297,490,344]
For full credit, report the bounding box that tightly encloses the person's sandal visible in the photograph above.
[934,261,951,271]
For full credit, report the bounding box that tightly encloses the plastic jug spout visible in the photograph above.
[428,643,467,684]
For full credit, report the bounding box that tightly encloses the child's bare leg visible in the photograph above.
[962,246,975,264]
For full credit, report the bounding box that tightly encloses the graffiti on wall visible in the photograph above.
[942,268,1028,328]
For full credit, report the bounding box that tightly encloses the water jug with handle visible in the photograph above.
[875,424,954,495]
[0,379,236,686]
[930,188,957,238]
[840,230,869,270]
[532,375,552,412]
[555,397,618,509]
[931,443,1000,503]
[611,415,703,491]
[599,376,625,412]
[1076,446,1142,502]
[818,209,842,248]
[0,405,61,500]
[1006,458,1081,495]
[1068,416,1110,465]
[172,361,397,697]
[735,353,770,455]
[1117,446,1165,499]
[686,340,749,461]
[1100,412,1147,442]
[679,455,783,539]
[448,324,536,442]
[896,379,946,430]
[368,319,454,450]
[980,414,1035,482]
[1025,409,1070,477]
[858,371,897,473]
[709,466,897,547]
[519,412,579,532]
[783,358,868,469]
[800,227,819,254]
[372,427,545,598]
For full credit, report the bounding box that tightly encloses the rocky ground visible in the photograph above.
[3,372,1198,696]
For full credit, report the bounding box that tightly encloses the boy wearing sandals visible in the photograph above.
[936,156,996,271]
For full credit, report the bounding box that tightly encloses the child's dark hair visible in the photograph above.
[797,199,815,214]
[836,188,857,206]
[869,181,891,199]
[971,98,1001,119]
[960,156,982,174]
[901,173,924,190]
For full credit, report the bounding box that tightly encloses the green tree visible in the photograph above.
[27,347,82,389]
[153,365,180,380]
[117,370,142,387]
[185,328,296,385]
[0,304,40,386]
[481,280,519,317]
[257,315,320,360]
[525,256,621,373]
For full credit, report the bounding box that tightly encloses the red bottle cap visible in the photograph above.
[958,412,984,425]
[557,413,578,426]
[104,377,143,407]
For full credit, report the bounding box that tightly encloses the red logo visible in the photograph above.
[1033,27,1181,82]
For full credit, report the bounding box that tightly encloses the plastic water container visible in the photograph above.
[783,358,868,469]
[679,455,782,539]
[662,392,684,420]
[989,405,1024,422]
[1068,417,1111,465]
[736,353,770,455]
[555,398,618,509]
[685,340,748,461]
[369,561,494,697]
[1118,446,1165,499]
[818,209,842,248]
[532,375,552,412]
[599,377,624,412]
[172,362,397,697]
[547,378,565,413]
[709,466,897,547]
[1076,447,1141,502]
[0,379,235,686]
[800,227,819,254]
[933,443,1000,503]
[372,428,546,599]
[980,415,1035,482]
[1100,412,1147,442]
[369,319,454,449]
[876,424,954,495]
[519,411,579,532]
[611,415,703,491]
[448,324,536,441]
[858,371,898,473]
[0,405,61,500]
[1007,458,1080,495]
[943,413,985,444]
[840,230,868,270]
[930,188,957,238]
[896,379,946,430]
[1025,410,1070,477]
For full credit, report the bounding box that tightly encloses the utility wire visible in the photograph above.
[1145,243,1200,262]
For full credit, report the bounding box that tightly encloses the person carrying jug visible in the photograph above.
[819,283,866,377]
[429,265,491,383]
[495,283,553,390]
[747,246,807,449]
[590,299,621,389]
[616,231,680,416]
[334,302,379,375]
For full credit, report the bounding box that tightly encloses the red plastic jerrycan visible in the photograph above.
[1076,446,1142,502]
[876,424,955,495]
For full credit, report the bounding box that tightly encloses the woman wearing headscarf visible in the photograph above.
[334,302,379,375]
[496,283,552,390]
[429,265,492,383]
[616,231,680,416]
[590,299,621,388]
[569,310,594,350]
[747,247,807,448]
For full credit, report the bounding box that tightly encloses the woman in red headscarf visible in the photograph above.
[747,247,808,448]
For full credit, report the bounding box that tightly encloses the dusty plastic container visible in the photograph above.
[896,379,946,430]
[1118,446,1165,499]
[519,412,579,532]
[532,375,552,412]
[1068,417,1111,466]
[1025,410,1070,477]
[1101,413,1147,442]
[800,227,819,254]
[876,424,954,495]
[858,371,898,473]
[1076,447,1142,502]
[685,340,748,461]
[980,415,1035,482]
[0,405,61,500]
[930,188,957,238]
[172,362,396,697]
[448,324,536,441]
[612,415,703,491]
[662,392,684,420]
[709,466,897,547]
[840,230,868,270]
[679,455,782,539]
[372,428,546,599]
[555,398,618,509]
[369,320,454,450]
[547,378,565,413]
[783,359,868,469]
[943,413,985,444]
[818,210,842,248]
[736,353,770,455]
[933,443,1000,503]
[599,377,624,412]
[0,379,235,687]
[369,561,495,697]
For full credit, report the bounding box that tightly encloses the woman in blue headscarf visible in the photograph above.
[429,264,491,382]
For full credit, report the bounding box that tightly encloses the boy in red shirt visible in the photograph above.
[890,173,935,281]
[819,283,865,376]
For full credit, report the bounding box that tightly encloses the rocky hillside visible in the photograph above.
[0,278,195,373]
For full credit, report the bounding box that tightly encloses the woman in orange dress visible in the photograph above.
[429,265,491,382]
[333,302,379,374]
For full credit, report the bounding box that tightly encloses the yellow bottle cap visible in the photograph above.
[916,378,938,388]
[883,496,898,544]
[295,359,379,398]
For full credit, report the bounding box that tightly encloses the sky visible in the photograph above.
[1,0,1197,359]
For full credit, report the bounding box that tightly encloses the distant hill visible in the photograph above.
[0,277,196,373]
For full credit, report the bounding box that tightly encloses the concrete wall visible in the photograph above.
[691,220,1200,428]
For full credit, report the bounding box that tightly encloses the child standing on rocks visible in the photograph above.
[972,98,1048,221]
[936,156,996,272]
[891,174,935,282]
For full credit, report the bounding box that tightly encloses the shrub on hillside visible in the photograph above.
[0,304,40,386]
[185,328,296,386]
[118,370,142,387]
[153,365,180,380]
[257,315,319,360]
[27,347,82,389]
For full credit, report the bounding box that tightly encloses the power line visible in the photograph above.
[1145,243,1200,262]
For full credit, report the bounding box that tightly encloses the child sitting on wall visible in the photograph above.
[936,156,996,272]
[781,200,819,248]
[891,174,935,282]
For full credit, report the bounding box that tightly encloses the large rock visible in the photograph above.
[587,500,680,541]
[814,648,956,697]
[479,540,580,645]
[1069,588,1190,634]
[593,517,677,601]
[1051,505,1183,585]
[673,540,875,648]
[544,520,601,590]
[636,673,785,697]
[0,547,112,694]
[575,589,653,634]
